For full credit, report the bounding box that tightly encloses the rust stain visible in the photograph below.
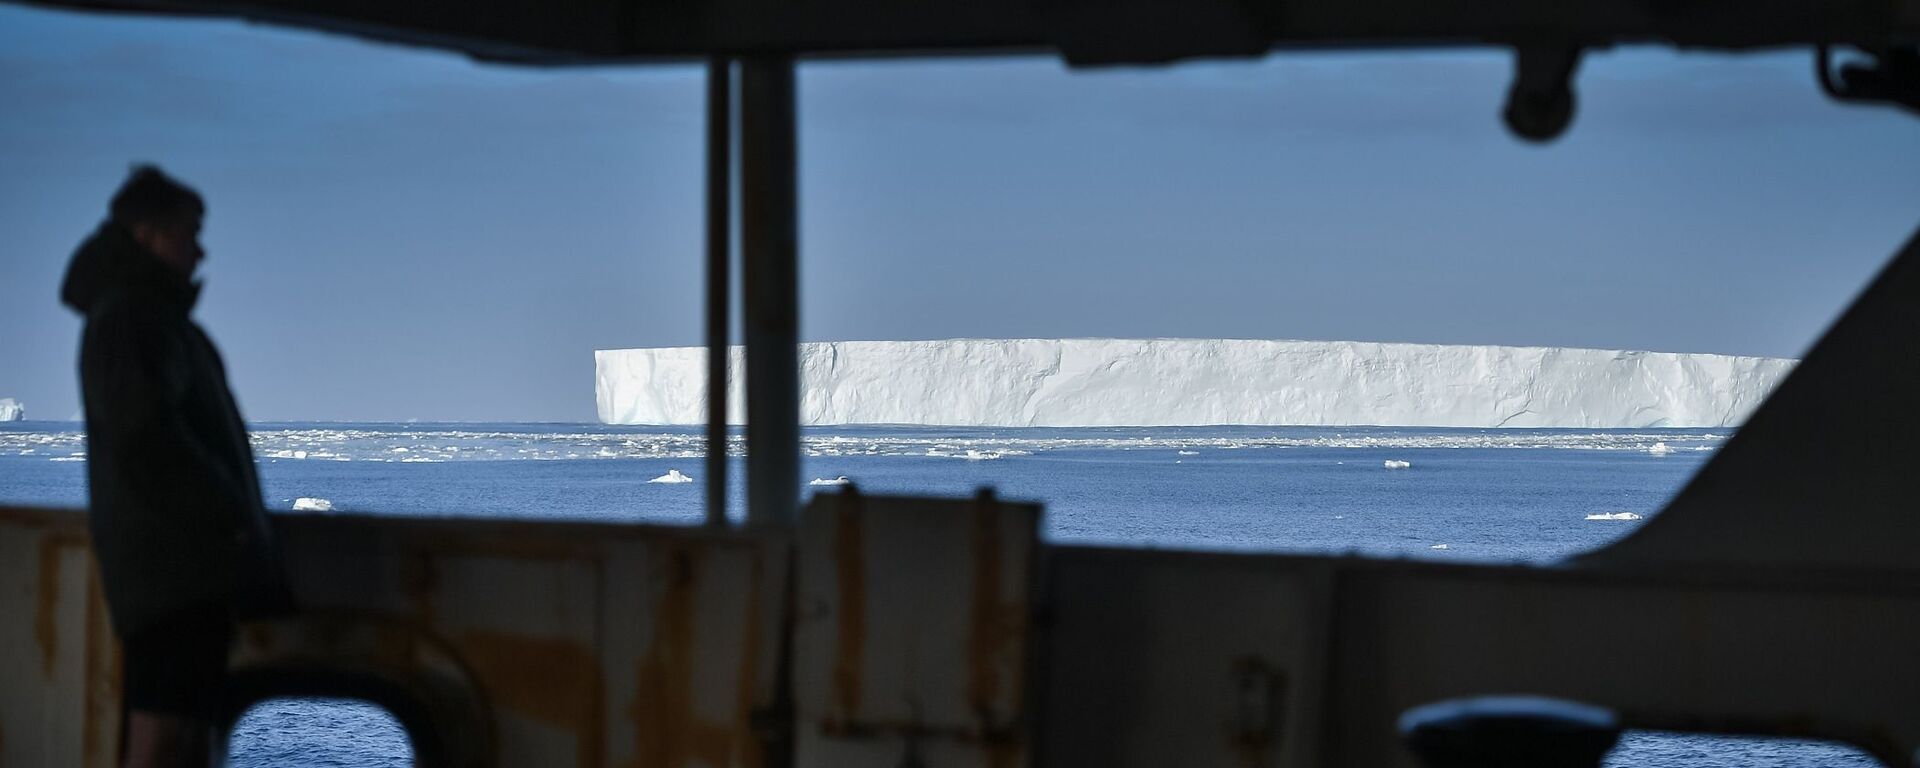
[82,561,120,768]
[832,502,867,721]
[629,545,736,768]
[458,630,604,768]
[371,621,421,668]
[967,500,1005,713]
[731,552,766,768]
[984,740,1023,768]
[0,505,89,528]
[242,622,274,652]
[967,499,1029,732]
[1228,658,1284,768]
[36,532,85,680]
[402,549,438,624]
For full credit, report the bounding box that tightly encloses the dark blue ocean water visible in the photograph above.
[0,422,1879,766]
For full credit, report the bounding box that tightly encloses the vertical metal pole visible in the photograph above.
[704,57,731,528]
[741,56,799,529]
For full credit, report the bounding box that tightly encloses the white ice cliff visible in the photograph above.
[595,339,1796,428]
[0,399,23,422]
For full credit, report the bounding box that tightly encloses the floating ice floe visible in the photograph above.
[1177,450,1200,456]
[926,448,1006,461]
[648,469,695,484]
[1429,543,1450,550]
[1383,460,1412,469]
[1647,442,1675,455]
[292,497,334,512]
[172,425,1745,464]
[1585,511,1644,521]
[809,476,852,486]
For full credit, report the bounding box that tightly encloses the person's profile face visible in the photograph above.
[135,211,205,278]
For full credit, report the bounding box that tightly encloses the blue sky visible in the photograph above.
[1,5,1916,422]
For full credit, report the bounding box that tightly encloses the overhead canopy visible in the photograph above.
[14,0,1920,65]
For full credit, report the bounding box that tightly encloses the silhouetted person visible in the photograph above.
[61,166,285,767]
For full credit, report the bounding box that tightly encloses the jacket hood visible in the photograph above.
[60,221,199,314]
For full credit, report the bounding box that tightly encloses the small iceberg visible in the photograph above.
[292,497,334,512]
[809,476,851,486]
[1429,543,1450,550]
[1647,442,1675,456]
[1585,511,1644,521]
[1177,450,1200,456]
[1383,460,1412,469]
[961,450,1002,461]
[648,469,695,484]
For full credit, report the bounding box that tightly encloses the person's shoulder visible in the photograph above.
[90,286,180,323]
[84,289,184,345]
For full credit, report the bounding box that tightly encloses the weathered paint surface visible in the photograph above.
[795,492,1041,768]
[11,496,1920,768]
[35,531,87,680]
[459,630,604,768]
[830,500,865,721]
[629,545,734,768]
[0,508,116,768]
[2,507,784,768]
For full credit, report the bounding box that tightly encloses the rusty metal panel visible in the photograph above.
[0,507,119,768]
[599,537,782,768]
[432,554,604,767]
[1036,547,1319,768]
[793,491,1040,768]
[251,514,787,768]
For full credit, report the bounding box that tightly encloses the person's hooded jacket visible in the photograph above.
[60,220,284,636]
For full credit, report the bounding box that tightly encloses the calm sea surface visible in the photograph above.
[0,421,1878,767]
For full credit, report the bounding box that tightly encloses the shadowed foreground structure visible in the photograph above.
[2,0,1919,765]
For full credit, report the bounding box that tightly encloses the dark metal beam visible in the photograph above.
[12,0,1915,66]
[704,57,732,528]
[740,55,798,530]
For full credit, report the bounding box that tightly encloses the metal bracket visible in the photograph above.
[1817,45,1920,116]
[1504,45,1584,143]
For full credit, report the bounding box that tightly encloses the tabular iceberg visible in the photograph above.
[0,399,23,422]
[595,339,1795,428]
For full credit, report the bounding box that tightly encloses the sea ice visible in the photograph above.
[1647,442,1675,455]
[1383,460,1412,469]
[292,497,334,512]
[648,469,695,484]
[1430,544,1450,550]
[596,338,1795,428]
[809,476,852,486]
[1585,512,1644,521]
